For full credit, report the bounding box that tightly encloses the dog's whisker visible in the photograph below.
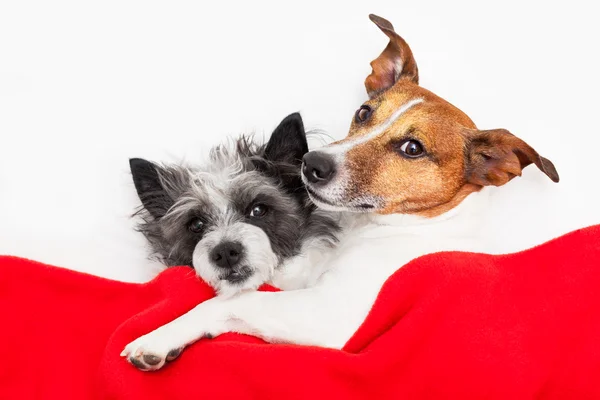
[129,113,340,298]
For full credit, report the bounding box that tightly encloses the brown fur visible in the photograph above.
[365,14,419,95]
[337,15,559,217]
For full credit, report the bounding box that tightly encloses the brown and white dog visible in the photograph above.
[122,14,559,370]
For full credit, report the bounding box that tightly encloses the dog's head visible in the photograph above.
[131,113,335,296]
[302,14,559,216]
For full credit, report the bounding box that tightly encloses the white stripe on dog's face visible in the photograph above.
[321,97,424,157]
[303,98,425,211]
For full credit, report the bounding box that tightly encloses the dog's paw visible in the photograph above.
[121,333,185,371]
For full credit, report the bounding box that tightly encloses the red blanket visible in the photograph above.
[1,225,600,399]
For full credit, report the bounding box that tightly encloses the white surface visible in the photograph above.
[1,0,599,282]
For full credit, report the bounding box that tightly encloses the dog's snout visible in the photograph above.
[210,241,243,269]
[302,152,336,185]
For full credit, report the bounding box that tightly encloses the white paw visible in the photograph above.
[120,330,187,371]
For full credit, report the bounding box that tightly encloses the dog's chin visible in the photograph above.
[215,267,263,297]
[220,266,253,284]
[306,186,379,213]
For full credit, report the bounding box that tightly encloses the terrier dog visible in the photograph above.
[122,15,558,371]
[129,113,339,299]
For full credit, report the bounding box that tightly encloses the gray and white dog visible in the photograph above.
[130,113,340,296]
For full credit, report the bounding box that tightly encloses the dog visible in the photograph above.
[129,113,339,299]
[122,14,559,371]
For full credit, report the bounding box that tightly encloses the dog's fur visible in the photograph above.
[122,15,559,371]
[130,113,339,297]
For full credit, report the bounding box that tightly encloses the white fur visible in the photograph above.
[270,210,349,291]
[321,97,423,154]
[393,59,404,81]
[121,96,492,369]
[193,222,278,297]
[122,189,495,368]
[313,98,424,209]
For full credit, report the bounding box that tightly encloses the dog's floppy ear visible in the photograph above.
[264,112,309,165]
[465,129,559,186]
[129,158,174,219]
[365,14,419,98]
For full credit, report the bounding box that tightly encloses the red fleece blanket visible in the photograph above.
[1,226,600,399]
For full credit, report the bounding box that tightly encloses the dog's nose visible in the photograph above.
[302,152,336,185]
[210,241,243,269]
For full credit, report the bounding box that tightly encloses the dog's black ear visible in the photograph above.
[264,113,309,165]
[129,158,174,219]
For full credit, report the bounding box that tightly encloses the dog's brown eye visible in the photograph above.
[188,218,204,233]
[249,204,268,218]
[355,105,372,123]
[398,140,424,158]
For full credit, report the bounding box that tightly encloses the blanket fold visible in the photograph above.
[1,225,599,399]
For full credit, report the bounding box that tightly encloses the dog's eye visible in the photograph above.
[355,105,372,123]
[249,204,268,218]
[397,140,425,158]
[188,218,204,233]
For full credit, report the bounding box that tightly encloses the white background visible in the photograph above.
[1,0,599,282]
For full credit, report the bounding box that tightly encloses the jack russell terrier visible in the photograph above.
[122,14,559,371]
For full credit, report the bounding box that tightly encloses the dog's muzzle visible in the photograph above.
[302,151,336,185]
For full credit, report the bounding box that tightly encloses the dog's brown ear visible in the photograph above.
[365,14,419,98]
[465,129,559,186]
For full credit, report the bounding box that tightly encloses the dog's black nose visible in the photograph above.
[210,241,243,269]
[302,152,336,185]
